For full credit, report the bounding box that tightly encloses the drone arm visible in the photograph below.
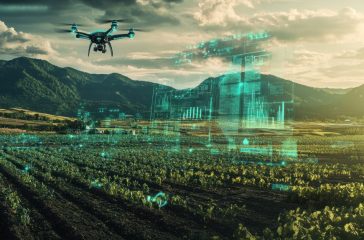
[76,31,91,40]
[88,42,93,57]
[105,27,115,36]
[109,33,130,41]
[107,42,113,57]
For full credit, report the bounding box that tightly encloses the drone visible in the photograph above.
[57,19,147,57]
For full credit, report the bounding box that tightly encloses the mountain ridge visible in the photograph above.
[0,57,363,119]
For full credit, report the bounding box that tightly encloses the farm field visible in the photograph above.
[0,122,364,239]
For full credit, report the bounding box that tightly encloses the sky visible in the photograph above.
[0,0,363,89]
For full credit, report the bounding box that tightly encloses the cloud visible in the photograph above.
[267,46,364,88]
[194,0,250,27]
[0,20,55,57]
[287,49,332,67]
[277,49,333,84]
[0,0,183,27]
[194,5,364,42]
[76,0,183,26]
[317,61,364,88]
[268,8,363,42]
[336,47,364,60]
[192,0,293,27]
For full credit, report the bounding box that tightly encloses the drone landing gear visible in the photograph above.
[88,42,93,56]
[101,44,107,54]
[107,42,113,57]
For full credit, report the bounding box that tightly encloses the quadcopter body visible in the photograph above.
[60,20,139,57]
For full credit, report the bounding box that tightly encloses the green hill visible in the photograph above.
[0,57,164,116]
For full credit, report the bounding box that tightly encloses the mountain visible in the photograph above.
[261,76,364,119]
[321,88,353,95]
[335,84,364,117]
[0,57,363,120]
[0,57,168,117]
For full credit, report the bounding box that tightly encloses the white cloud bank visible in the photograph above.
[194,2,364,42]
[0,20,55,56]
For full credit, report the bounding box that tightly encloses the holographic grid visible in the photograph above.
[152,31,297,162]
[149,80,214,152]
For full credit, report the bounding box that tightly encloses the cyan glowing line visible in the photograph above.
[147,192,168,208]
[0,5,49,12]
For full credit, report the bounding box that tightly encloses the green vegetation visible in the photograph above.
[0,128,363,239]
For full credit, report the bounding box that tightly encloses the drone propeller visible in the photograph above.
[121,28,150,32]
[55,29,74,33]
[97,19,130,24]
[57,23,88,27]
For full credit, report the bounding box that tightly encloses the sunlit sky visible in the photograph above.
[0,0,363,89]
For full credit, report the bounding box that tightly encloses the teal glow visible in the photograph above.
[210,149,219,155]
[17,134,40,144]
[174,32,270,66]
[147,192,168,208]
[241,52,287,130]
[247,31,269,40]
[22,165,31,173]
[182,106,203,120]
[208,39,218,48]
[159,31,294,156]
[90,180,103,189]
[100,151,110,158]
[271,183,290,191]
[119,112,126,119]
